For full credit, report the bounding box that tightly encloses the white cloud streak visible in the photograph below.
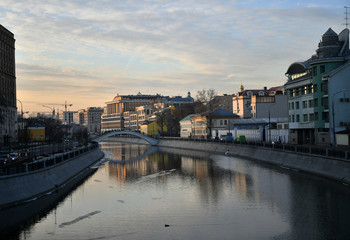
[0,0,347,111]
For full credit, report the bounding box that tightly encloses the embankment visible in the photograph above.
[0,147,104,209]
[103,137,350,185]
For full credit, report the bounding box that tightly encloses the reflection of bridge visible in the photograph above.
[94,131,159,146]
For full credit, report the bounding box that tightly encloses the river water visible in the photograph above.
[3,142,350,240]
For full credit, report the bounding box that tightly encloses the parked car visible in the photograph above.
[220,132,233,142]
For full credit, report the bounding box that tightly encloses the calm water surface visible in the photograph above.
[6,142,350,239]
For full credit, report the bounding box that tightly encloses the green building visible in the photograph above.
[285,28,350,145]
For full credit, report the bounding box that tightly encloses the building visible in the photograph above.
[163,92,194,107]
[192,115,207,139]
[179,114,196,138]
[209,108,239,139]
[101,93,163,132]
[59,111,76,125]
[27,122,45,142]
[285,28,350,145]
[102,92,192,132]
[0,24,17,144]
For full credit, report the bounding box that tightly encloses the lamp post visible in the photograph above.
[331,89,347,148]
[268,103,276,143]
[17,99,24,158]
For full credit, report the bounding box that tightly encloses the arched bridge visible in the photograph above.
[94,131,159,146]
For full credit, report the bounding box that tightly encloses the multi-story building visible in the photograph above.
[0,24,17,144]
[101,93,163,132]
[74,108,103,134]
[233,85,286,119]
[59,111,76,125]
[285,28,350,145]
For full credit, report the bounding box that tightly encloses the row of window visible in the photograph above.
[289,97,330,110]
[289,112,329,123]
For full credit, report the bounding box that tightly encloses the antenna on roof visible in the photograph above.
[345,6,350,29]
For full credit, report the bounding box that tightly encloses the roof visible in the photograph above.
[210,108,238,118]
[27,122,45,128]
[180,114,197,122]
[323,28,337,37]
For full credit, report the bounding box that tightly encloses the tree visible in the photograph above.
[195,88,219,138]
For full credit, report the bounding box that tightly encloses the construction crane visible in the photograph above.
[40,101,73,112]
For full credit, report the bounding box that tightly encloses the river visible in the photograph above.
[2,141,350,240]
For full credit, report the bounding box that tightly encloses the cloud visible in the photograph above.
[0,0,346,111]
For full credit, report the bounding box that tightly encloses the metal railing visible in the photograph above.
[159,137,350,161]
[0,142,99,176]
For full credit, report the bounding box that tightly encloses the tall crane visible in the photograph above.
[40,101,73,112]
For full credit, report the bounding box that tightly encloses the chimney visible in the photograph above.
[264,86,267,90]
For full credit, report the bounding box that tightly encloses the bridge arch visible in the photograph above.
[94,131,159,146]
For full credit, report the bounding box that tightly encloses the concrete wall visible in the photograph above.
[100,136,350,185]
[156,139,350,185]
[0,148,104,209]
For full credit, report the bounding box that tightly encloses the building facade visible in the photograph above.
[285,28,350,145]
[0,24,17,144]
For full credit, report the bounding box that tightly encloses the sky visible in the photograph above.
[0,0,348,113]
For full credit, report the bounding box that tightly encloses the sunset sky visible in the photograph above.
[0,0,347,113]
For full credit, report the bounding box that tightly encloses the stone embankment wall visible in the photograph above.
[103,137,350,185]
[0,148,104,209]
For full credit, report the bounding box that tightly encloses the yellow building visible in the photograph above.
[27,122,45,142]
[141,121,167,136]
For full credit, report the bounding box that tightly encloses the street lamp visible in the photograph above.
[268,103,276,142]
[331,89,347,148]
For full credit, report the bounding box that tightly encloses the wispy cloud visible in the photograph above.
[0,0,346,111]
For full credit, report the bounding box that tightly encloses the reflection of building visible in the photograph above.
[0,24,17,144]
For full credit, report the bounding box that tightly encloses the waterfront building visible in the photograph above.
[0,24,17,144]
[285,28,350,145]
[179,114,196,138]
[192,115,207,139]
[209,108,239,139]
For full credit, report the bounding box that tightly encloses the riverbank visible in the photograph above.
[0,145,104,209]
[102,136,350,185]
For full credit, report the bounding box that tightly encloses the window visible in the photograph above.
[315,112,319,121]
[320,65,325,73]
[220,120,223,125]
[309,113,314,121]
[291,102,294,109]
[296,101,300,109]
[303,114,308,122]
[224,120,227,125]
[322,112,329,122]
[313,66,317,76]
[302,101,307,108]
[292,115,295,122]
[322,97,328,109]
[321,83,328,92]
[296,115,300,122]
[314,98,318,107]
[307,85,313,94]
[313,84,318,93]
[308,100,313,108]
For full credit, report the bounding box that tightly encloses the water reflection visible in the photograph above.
[2,141,350,239]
